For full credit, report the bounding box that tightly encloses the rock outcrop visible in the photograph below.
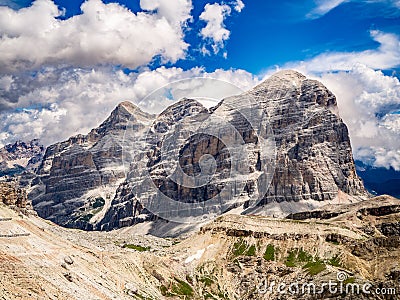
[0,181,27,208]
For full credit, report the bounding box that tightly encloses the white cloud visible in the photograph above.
[0,0,191,72]
[0,66,258,147]
[307,0,400,19]
[139,0,192,27]
[316,65,400,170]
[199,3,232,54]
[197,0,244,55]
[233,0,245,12]
[0,75,13,92]
[307,0,348,18]
[285,30,400,73]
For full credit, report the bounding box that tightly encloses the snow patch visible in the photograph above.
[185,248,205,264]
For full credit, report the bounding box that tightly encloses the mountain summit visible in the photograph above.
[249,70,364,203]
[31,102,154,229]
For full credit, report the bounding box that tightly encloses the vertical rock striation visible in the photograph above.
[250,70,365,204]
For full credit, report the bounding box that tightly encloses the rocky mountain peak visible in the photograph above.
[0,139,44,176]
[117,100,139,113]
[98,101,153,130]
[267,69,306,82]
[3,139,43,156]
[157,98,207,121]
[252,69,306,93]
[151,98,207,134]
[250,69,337,113]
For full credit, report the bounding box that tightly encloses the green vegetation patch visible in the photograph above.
[198,275,214,286]
[343,277,355,284]
[297,248,313,262]
[327,254,341,267]
[160,277,194,297]
[232,239,248,256]
[232,238,257,257]
[285,248,313,267]
[160,278,194,298]
[160,285,170,297]
[284,248,329,276]
[285,250,297,267]
[303,260,327,275]
[123,244,150,251]
[263,244,276,261]
[246,244,257,256]
[171,277,194,297]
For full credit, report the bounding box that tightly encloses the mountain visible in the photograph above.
[99,70,366,230]
[31,70,367,231]
[355,160,400,199]
[31,101,155,229]
[0,139,44,177]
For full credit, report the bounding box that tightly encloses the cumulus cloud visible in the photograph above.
[315,65,400,170]
[0,66,258,147]
[285,30,400,73]
[233,0,245,12]
[199,0,244,55]
[139,0,192,26]
[0,0,192,72]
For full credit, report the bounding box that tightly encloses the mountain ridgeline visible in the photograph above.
[29,70,367,230]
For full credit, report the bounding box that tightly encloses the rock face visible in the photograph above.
[99,98,211,229]
[0,181,27,208]
[31,101,154,229]
[99,70,366,230]
[0,139,44,177]
[251,71,364,203]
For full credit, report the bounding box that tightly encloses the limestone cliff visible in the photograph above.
[31,102,154,229]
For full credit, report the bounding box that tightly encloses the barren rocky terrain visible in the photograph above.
[1,194,400,299]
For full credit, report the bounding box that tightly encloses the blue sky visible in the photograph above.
[0,0,399,169]
[3,0,399,74]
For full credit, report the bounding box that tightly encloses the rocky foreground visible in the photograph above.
[1,195,399,300]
